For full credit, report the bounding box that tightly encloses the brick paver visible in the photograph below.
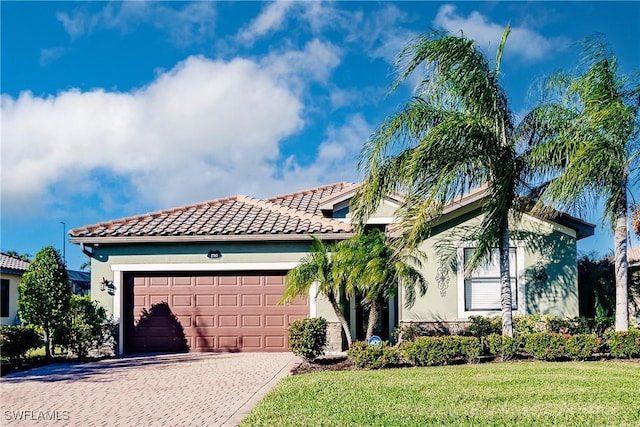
[1,352,300,426]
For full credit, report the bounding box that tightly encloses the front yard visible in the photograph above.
[241,361,639,426]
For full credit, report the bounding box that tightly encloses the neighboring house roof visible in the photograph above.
[69,183,356,244]
[67,270,90,284]
[0,252,30,275]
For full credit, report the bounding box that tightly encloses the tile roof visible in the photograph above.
[267,182,359,215]
[69,183,356,242]
[0,252,30,274]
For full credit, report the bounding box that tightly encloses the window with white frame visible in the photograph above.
[464,248,517,311]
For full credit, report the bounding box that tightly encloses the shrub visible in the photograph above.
[467,316,501,337]
[565,334,599,360]
[484,334,522,360]
[392,324,420,344]
[0,326,42,360]
[56,296,108,358]
[523,332,568,361]
[288,317,327,361]
[605,328,640,359]
[402,336,481,366]
[513,314,546,335]
[347,341,401,369]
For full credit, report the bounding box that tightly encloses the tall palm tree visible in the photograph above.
[525,40,639,331]
[280,236,355,347]
[354,26,529,337]
[336,229,428,341]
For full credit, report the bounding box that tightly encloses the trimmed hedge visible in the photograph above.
[288,317,327,361]
[347,341,401,369]
[0,326,42,360]
[605,328,640,359]
[484,334,522,360]
[402,336,481,366]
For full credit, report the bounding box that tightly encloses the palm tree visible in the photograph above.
[6,250,31,261]
[525,40,639,331]
[280,236,355,347]
[354,26,530,337]
[336,229,428,341]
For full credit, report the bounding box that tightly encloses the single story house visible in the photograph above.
[1,252,30,326]
[69,182,594,354]
[1,252,91,326]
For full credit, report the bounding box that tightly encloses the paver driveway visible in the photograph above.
[1,352,300,427]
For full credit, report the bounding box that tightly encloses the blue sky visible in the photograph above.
[1,1,639,270]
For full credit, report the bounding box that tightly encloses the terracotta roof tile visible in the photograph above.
[267,182,358,215]
[70,185,354,240]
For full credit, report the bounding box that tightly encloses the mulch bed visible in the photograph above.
[291,354,356,375]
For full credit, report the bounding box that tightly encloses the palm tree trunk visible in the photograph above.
[366,300,380,341]
[499,218,514,337]
[614,191,629,331]
[327,292,353,347]
[44,327,52,358]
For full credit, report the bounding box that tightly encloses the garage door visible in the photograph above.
[123,272,308,353]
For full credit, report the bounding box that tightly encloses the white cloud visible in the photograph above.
[56,2,216,46]
[277,114,373,189]
[261,39,342,90]
[433,5,567,62]
[1,38,354,217]
[235,1,358,46]
[1,55,304,215]
[236,1,294,45]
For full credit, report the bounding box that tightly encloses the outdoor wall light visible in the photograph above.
[207,250,222,259]
[100,277,113,292]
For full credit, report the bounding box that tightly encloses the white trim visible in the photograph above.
[309,281,317,318]
[110,262,298,272]
[456,244,526,319]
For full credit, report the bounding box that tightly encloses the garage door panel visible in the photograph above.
[241,294,262,306]
[219,336,238,348]
[150,277,169,286]
[195,276,214,286]
[264,336,286,350]
[172,295,192,307]
[218,276,238,286]
[265,315,285,327]
[264,294,282,306]
[125,272,309,353]
[241,276,261,286]
[242,315,261,327]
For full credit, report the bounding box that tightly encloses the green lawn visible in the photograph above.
[241,361,640,427]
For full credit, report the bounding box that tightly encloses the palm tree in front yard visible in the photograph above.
[280,236,354,347]
[354,26,530,337]
[525,40,640,331]
[336,229,428,341]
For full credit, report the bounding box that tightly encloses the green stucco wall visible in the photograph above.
[400,212,580,322]
[88,240,316,317]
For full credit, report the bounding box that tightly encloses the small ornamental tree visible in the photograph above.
[18,246,71,358]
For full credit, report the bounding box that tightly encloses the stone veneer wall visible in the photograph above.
[397,320,473,342]
[325,321,343,353]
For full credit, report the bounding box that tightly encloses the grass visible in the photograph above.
[241,361,640,426]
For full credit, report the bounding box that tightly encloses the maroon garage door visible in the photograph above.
[123,272,308,353]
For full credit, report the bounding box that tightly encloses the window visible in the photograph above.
[1,279,9,318]
[464,248,517,311]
